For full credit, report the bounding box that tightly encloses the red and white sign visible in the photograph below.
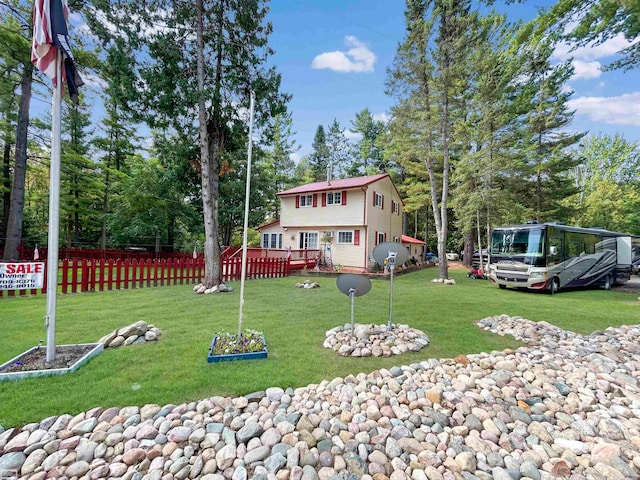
[0,262,45,290]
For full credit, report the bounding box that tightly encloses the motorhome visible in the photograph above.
[489,223,632,294]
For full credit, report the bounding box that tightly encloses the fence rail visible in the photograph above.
[0,257,292,298]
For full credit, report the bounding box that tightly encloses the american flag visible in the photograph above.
[32,0,83,103]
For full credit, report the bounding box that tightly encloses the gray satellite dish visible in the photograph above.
[372,241,409,267]
[372,241,409,331]
[336,274,372,335]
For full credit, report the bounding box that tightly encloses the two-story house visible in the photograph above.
[258,173,404,271]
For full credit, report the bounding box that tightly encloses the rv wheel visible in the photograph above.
[549,278,559,295]
[603,274,612,290]
[499,284,506,290]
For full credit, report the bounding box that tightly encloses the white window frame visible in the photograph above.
[375,193,383,208]
[327,192,342,205]
[377,232,385,245]
[337,230,354,244]
[392,201,399,214]
[262,233,282,249]
[299,231,319,250]
[300,194,313,207]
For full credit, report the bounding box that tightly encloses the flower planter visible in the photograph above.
[207,333,268,363]
[0,343,104,382]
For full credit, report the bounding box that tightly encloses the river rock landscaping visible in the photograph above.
[323,324,430,357]
[2,314,640,480]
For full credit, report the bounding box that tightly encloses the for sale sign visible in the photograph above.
[0,262,45,290]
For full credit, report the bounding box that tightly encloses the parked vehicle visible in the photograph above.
[489,222,632,294]
[632,237,640,275]
[472,249,489,270]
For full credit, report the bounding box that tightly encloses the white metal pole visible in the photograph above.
[388,264,394,330]
[238,91,255,336]
[349,289,356,335]
[46,51,63,362]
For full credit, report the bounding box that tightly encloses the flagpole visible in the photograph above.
[45,50,63,363]
[238,91,255,336]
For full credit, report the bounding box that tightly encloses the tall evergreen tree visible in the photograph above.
[60,97,100,247]
[1,0,33,260]
[325,119,352,179]
[515,41,584,222]
[309,125,330,181]
[388,0,475,279]
[262,112,298,218]
[450,13,525,263]
[349,108,385,176]
[108,0,289,288]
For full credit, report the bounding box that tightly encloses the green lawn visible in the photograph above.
[1,267,637,427]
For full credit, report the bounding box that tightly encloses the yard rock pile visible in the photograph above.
[432,278,456,285]
[193,283,234,295]
[2,314,640,480]
[295,280,320,289]
[98,320,162,349]
[324,324,430,357]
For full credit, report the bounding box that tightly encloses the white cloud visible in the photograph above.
[554,34,638,62]
[290,152,301,164]
[311,36,376,73]
[344,130,361,141]
[571,60,602,80]
[569,92,640,127]
[373,112,390,124]
[553,34,640,80]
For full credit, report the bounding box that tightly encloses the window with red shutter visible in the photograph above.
[354,229,360,245]
[312,194,317,207]
[342,190,347,205]
[322,193,327,207]
[295,196,299,208]
[373,191,376,206]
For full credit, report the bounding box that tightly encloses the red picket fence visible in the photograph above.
[0,257,291,298]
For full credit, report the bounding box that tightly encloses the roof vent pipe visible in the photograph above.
[326,162,332,185]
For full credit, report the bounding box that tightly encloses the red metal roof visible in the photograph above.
[277,173,390,196]
[401,234,425,244]
[256,219,280,231]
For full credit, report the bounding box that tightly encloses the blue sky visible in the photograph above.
[265,0,640,160]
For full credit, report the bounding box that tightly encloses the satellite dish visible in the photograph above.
[336,274,372,335]
[337,273,372,297]
[372,242,408,331]
[372,242,409,267]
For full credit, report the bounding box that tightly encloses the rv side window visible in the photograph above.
[548,232,564,266]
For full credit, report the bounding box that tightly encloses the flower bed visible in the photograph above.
[207,330,267,363]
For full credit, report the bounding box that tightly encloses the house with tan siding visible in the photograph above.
[258,174,404,271]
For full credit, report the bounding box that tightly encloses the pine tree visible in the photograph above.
[349,108,385,176]
[0,0,34,260]
[326,119,352,179]
[107,0,289,288]
[388,0,475,279]
[515,41,584,222]
[309,125,330,181]
[263,112,298,217]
